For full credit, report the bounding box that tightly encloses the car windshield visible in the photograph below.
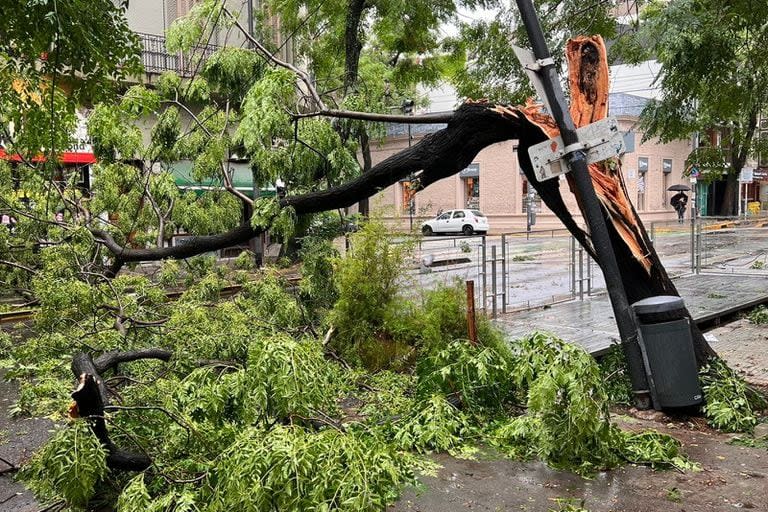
[471,210,486,217]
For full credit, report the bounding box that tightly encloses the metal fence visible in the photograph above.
[380,215,768,318]
[649,215,768,276]
[403,230,602,317]
[138,32,219,78]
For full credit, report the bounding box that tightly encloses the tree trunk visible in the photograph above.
[719,172,738,216]
[516,36,716,366]
[357,129,372,217]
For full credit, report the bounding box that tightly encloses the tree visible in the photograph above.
[1,0,717,359]
[615,0,768,215]
[4,1,763,510]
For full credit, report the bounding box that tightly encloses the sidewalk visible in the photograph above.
[495,273,768,355]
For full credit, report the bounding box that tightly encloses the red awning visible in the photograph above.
[0,148,96,165]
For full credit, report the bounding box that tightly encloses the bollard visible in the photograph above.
[501,234,507,314]
[578,246,584,301]
[491,245,498,318]
[466,281,478,345]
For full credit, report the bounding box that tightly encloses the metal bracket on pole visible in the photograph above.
[528,117,626,181]
[512,45,556,114]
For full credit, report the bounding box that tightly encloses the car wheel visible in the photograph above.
[422,225,433,236]
[462,225,474,236]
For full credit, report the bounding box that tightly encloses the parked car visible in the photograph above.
[421,209,489,236]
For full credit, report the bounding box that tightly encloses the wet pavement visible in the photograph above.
[0,369,52,512]
[495,273,768,355]
[390,416,768,512]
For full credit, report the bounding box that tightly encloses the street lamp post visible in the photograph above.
[515,0,652,408]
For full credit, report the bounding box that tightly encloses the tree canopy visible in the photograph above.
[616,0,768,213]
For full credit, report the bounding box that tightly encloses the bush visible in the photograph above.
[328,221,412,366]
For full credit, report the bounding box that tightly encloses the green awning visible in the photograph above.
[168,160,276,199]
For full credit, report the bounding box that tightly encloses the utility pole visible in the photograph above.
[515,0,652,408]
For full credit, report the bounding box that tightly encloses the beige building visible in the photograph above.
[370,93,694,232]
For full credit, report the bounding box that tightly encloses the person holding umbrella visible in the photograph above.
[669,184,691,223]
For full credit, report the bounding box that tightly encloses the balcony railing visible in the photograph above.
[138,32,219,78]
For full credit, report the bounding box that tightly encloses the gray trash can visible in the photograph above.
[631,296,703,408]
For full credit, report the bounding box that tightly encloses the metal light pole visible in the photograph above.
[515,0,652,408]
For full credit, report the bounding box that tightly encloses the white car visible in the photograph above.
[421,209,489,236]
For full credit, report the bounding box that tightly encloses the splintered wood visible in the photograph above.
[517,35,652,274]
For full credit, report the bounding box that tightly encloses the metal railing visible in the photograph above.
[649,215,768,276]
[391,216,767,319]
[138,32,220,78]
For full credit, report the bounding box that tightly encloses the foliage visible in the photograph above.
[492,332,621,473]
[298,237,339,318]
[11,263,703,510]
[393,394,472,453]
[445,1,616,103]
[0,0,141,154]
[728,433,768,450]
[488,332,695,474]
[748,306,768,325]
[615,0,768,207]
[549,498,590,512]
[328,221,413,366]
[597,344,634,406]
[619,430,695,471]
[700,358,763,432]
[416,339,516,412]
[19,421,108,510]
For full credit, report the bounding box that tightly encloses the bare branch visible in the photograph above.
[222,6,327,111]
[94,348,173,374]
[0,259,39,275]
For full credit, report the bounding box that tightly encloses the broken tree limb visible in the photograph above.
[71,354,152,471]
[92,103,524,265]
[94,348,173,374]
[512,33,716,367]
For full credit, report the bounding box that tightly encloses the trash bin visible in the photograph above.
[631,296,703,408]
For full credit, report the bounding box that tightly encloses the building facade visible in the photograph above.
[370,93,696,232]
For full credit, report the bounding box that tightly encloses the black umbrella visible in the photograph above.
[667,184,691,192]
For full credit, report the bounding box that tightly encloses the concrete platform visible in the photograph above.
[495,273,768,355]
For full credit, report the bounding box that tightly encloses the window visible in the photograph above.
[452,211,465,219]
[437,212,451,221]
[759,131,768,168]
[638,157,649,174]
[463,176,479,208]
[662,172,669,206]
[637,174,646,210]
[662,159,672,173]
[400,181,415,214]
